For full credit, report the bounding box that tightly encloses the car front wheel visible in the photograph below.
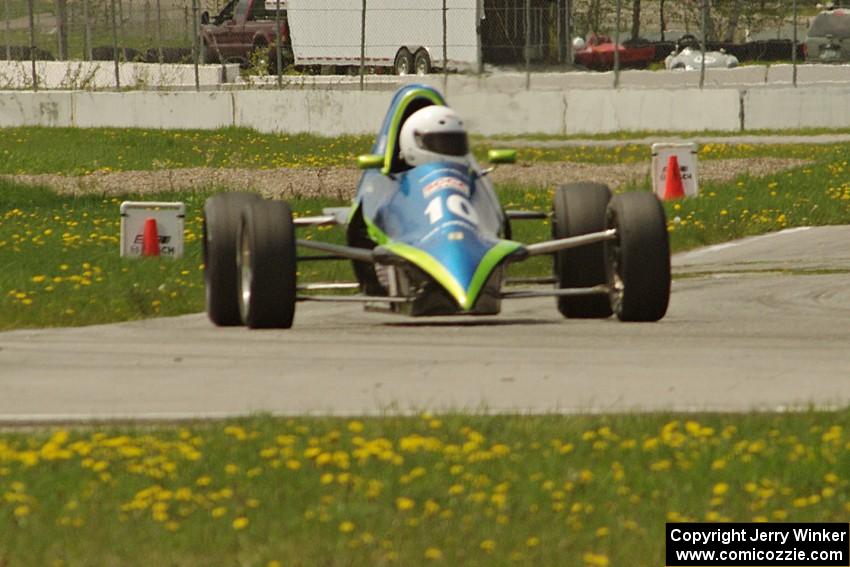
[605,192,671,322]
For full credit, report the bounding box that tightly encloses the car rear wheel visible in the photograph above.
[203,192,261,326]
[552,182,613,318]
[605,192,671,322]
[237,199,297,329]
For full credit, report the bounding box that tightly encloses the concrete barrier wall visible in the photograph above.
[2,86,850,135]
[565,89,741,134]
[743,87,850,130]
[73,92,235,130]
[0,61,240,90]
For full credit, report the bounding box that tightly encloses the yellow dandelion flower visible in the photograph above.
[339,521,355,533]
[395,497,415,511]
[712,483,729,496]
[211,507,226,518]
[232,517,249,530]
[583,552,609,567]
[526,536,540,547]
[480,539,495,552]
[347,420,364,433]
[424,547,442,560]
[14,505,30,518]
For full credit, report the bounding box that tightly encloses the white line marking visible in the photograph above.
[676,226,812,260]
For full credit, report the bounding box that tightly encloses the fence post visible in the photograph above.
[442,0,447,91]
[111,0,120,89]
[359,0,366,91]
[143,0,149,37]
[275,0,282,87]
[192,0,199,91]
[83,0,92,60]
[699,0,706,89]
[476,0,483,75]
[792,0,797,87]
[524,0,530,89]
[156,0,162,62]
[27,0,37,90]
[555,0,562,64]
[565,0,571,67]
[184,4,189,43]
[659,0,665,42]
[118,0,125,59]
[613,0,621,88]
[55,0,68,60]
[4,0,10,62]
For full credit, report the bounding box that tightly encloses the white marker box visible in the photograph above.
[651,143,700,199]
[120,201,185,258]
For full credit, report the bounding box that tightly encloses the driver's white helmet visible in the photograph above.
[572,37,587,51]
[399,106,470,168]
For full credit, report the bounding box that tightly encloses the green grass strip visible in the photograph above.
[0,411,848,566]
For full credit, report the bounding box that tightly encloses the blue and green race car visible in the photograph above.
[202,84,671,328]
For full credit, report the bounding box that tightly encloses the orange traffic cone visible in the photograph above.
[142,218,160,257]
[663,155,686,200]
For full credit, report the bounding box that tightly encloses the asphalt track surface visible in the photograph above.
[1,226,849,422]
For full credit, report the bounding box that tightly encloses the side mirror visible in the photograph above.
[488,149,517,164]
[357,154,384,170]
[200,10,210,24]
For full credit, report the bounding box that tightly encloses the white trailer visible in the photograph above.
[284,0,482,73]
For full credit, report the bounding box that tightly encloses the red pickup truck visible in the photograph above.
[200,0,291,66]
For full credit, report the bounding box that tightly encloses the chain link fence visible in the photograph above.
[0,0,837,91]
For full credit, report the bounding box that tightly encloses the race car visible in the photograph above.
[572,34,657,71]
[202,84,671,329]
[665,34,739,70]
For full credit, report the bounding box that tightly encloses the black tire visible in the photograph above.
[414,49,431,75]
[203,192,261,326]
[394,48,414,75]
[237,200,297,329]
[552,182,612,318]
[605,192,671,322]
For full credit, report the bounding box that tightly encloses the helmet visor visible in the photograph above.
[415,131,469,157]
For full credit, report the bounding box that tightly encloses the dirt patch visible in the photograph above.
[2,158,810,200]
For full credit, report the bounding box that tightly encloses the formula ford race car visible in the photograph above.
[202,85,671,329]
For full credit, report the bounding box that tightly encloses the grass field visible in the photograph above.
[2,127,850,565]
[0,126,841,174]
[1,411,849,566]
[2,128,850,330]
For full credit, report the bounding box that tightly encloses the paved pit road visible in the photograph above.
[1,226,849,421]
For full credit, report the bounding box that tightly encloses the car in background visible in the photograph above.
[200,0,290,67]
[664,34,739,70]
[572,35,656,71]
[805,5,850,62]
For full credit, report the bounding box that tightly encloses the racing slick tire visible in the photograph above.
[237,199,297,329]
[203,191,261,326]
[604,192,671,322]
[394,48,414,75]
[552,182,613,318]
